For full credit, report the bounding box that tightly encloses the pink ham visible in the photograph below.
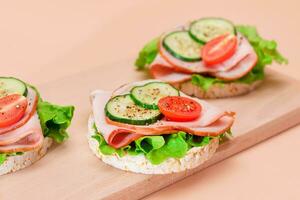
[106,114,234,137]
[0,87,38,135]
[0,113,44,153]
[150,55,192,83]
[212,50,258,80]
[91,81,234,148]
[159,34,253,74]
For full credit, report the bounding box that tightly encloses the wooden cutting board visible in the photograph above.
[1,61,300,200]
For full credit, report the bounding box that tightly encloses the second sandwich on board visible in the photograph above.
[135,17,287,98]
[88,80,234,174]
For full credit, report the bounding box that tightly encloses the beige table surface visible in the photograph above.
[1,0,300,199]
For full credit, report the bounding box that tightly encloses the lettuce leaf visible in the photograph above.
[135,135,165,153]
[92,125,222,165]
[145,132,189,164]
[0,154,6,165]
[135,37,159,70]
[186,134,212,147]
[27,85,74,143]
[0,152,24,165]
[37,101,74,143]
[191,74,225,91]
[236,25,288,66]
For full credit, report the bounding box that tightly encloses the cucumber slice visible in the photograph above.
[0,77,27,98]
[189,18,236,43]
[130,82,179,110]
[105,94,162,125]
[163,31,202,62]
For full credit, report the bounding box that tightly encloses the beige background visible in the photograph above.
[1,0,300,199]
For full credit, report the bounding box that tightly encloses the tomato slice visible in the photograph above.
[202,34,237,66]
[158,96,201,122]
[0,94,28,128]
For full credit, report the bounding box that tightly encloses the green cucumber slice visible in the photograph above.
[163,31,202,62]
[105,94,162,125]
[189,18,236,43]
[0,77,27,98]
[130,82,179,110]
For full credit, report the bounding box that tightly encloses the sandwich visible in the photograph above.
[0,77,74,175]
[88,80,234,174]
[135,17,288,98]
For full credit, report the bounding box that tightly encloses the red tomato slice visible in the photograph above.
[0,94,28,128]
[158,96,201,122]
[202,34,237,66]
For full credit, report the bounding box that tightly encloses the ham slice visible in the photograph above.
[150,55,192,83]
[91,81,234,148]
[0,113,44,153]
[0,87,38,135]
[212,50,258,80]
[159,34,253,74]
[106,114,234,137]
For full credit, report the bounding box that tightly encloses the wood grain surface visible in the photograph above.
[1,0,300,199]
[0,62,299,200]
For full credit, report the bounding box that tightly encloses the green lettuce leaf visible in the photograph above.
[236,25,288,65]
[135,135,165,153]
[0,154,7,165]
[37,101,74,143]
[92,125,221,165]
[146,132,189,164]
[186,134,212,147]
[0,152,24,166]
[135,37,159,70]
[218,129,233,144]
[191,74,224,91]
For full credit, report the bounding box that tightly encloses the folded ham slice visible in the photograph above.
[0,87,38,135]
[0,113,44,153]
[91,81,234,149]
[105,114,234,137]
[212,50,258,80]
[150,55,192,84]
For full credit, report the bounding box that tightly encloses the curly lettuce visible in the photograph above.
[27,85,74,143]
[0,152,24,165]
[92,124,229,165]
[0,154,6,165]
[191,74,225,91]
[135,37,159,70]
[37,101,74,143]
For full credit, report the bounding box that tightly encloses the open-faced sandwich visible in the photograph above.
[135,17,287,98]
[0,77,74,175]
[88,80,234,174]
